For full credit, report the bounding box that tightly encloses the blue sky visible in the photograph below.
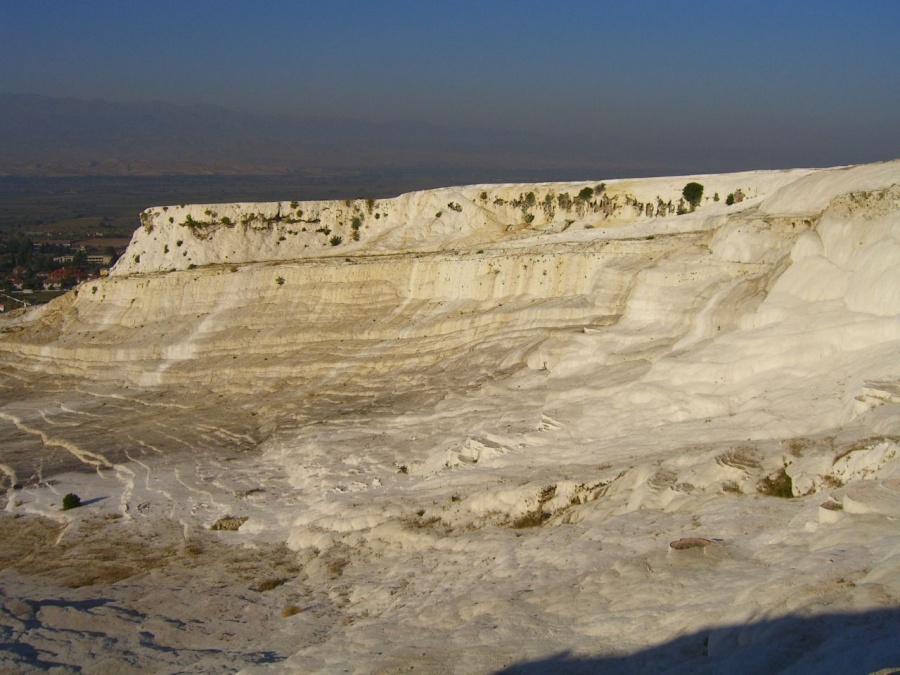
[2,0,899,170]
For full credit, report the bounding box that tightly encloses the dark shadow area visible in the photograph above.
[0,641,70,671]
[497,608,900,674]
[78,496,107,507]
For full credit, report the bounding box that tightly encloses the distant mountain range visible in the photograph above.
[0,93,614,176]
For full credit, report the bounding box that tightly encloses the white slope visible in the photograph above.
[0,161,899,673]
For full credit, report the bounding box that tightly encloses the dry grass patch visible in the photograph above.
[670,537,714,550]
[210,516,248,531]
[253,577,289,592]
[757,468,793,498]
[0,513,303,591]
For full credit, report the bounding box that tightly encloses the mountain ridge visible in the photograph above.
[0,92,611,176]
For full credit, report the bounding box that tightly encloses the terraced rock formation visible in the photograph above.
[1,162,898,673]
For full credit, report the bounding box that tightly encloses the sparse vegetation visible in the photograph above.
[682,182,704,210]
[542,193,556,218]
[511,485,557,528]
[275,276,285,286]
[329,235,343,246]
[252,577,288,592]
[210,516,248,531]
[757,468,793,498]
[61,493,81,511]
[722,480,741,493]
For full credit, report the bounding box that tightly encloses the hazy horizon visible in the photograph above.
[2,1,899,174]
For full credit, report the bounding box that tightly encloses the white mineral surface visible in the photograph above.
[1,161,899,673]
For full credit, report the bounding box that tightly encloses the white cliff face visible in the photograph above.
[1,162,899,673]
[111,168,812,275]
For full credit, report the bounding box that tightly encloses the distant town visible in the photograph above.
[0,236,124,310]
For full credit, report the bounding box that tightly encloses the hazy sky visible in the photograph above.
[2,0,899,170]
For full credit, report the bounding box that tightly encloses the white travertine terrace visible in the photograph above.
[1,161,898,673]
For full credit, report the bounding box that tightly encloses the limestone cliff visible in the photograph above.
[3,163,897,402]
[2,162,900,673]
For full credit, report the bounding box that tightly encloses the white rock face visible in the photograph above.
[1,161,899,673]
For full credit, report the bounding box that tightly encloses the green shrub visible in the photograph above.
[757,468,793,498]
[577,187,594,202]
[329,235,343,246]
[682,182,704,209]
[61,493,81,510]
[725,193,735,206]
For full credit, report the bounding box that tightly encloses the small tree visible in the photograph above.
[577,187,594,202]
[62,493,81,510]
[682,182,704,210]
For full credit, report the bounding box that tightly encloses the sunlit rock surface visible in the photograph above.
[1,161,899,673]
